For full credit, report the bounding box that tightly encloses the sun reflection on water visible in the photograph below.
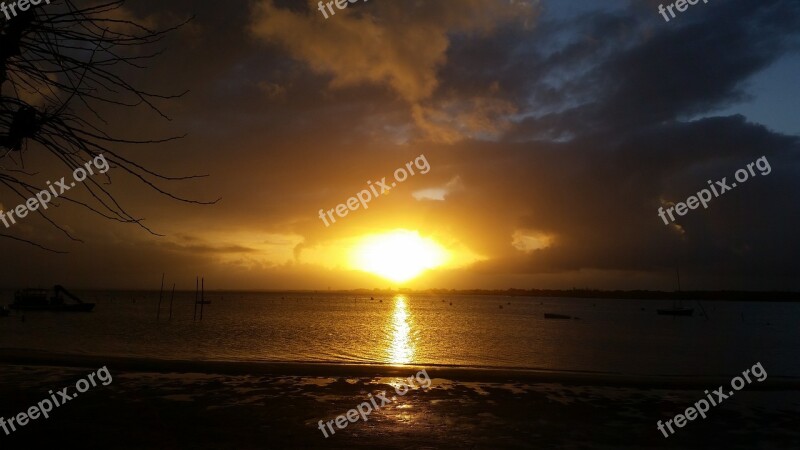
[388,295,415,364]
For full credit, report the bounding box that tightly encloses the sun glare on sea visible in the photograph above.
[351,230,448,283]
[388,295,415,364]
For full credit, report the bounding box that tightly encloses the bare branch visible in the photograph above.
[0,0,213,251]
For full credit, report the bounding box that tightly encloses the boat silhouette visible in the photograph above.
[10,285,95,312]
[657,267,694,317]
[656,306,694,316]
[544,313,577,320]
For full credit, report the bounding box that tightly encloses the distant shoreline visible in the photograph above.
[420,289,800,302]
[326,289,800,302]
[4,288,795,302]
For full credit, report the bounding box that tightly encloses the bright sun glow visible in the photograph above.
[351,230,448,282]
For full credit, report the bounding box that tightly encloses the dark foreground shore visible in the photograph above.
[0,354,798,449]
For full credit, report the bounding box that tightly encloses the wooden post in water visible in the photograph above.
[200,277,205,321]
[193,276,199,321]
[156,273,164,320]
[169,283,175,320]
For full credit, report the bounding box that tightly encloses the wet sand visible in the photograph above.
[0,353,798,449]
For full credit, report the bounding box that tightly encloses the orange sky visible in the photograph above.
[2,0,799,291]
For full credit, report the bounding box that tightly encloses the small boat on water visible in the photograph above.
[544,313,576,320]
[10,286,95,312]
[657,267,695,317]
[657,306,694,316]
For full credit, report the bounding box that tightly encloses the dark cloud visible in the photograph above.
[490,0,800,140]
[2,0,799,290]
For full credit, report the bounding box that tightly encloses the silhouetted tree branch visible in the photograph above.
[0,0,217,252]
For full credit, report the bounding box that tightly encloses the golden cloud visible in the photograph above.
[250,0,539,142]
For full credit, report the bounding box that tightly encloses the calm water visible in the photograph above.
[1,291,798,377]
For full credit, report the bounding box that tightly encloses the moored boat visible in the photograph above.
[656,267,697,317]
[544,313,575,320]
[11,286,95,312]
[657,307,694,316]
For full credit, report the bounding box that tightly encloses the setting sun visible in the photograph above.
[351,230,448,282]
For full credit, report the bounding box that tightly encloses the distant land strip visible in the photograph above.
[7,288,798,302]
[125,288,800,302]
[251,288,800,301]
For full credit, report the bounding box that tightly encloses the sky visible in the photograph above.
[1,0,799,291]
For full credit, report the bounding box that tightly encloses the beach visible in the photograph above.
[1,353,799,449]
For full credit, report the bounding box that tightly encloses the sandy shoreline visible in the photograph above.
[1,351,799,448]
[2,349,799,389]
